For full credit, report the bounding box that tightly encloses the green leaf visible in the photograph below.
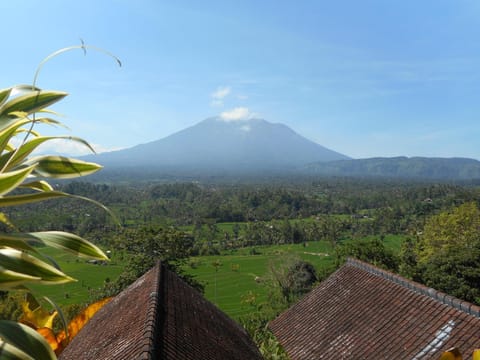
[19,180,54,192]
[14,127,41,138]
[43,296,68,339]
[0,136,97,171]
[0,321,56,360]
[19,231,109,260]
[35,117,66,127]
[0,212,16,229]
[0,114,63,139]
[0,116,32,153]
[12,116,64,128]
[33,42,121,89]
[0,267,41,289]
[0,191,119,225]
[0,248,75,285]
[0,113,65,151]
[0,340,36,360]
[35,108,64,117]
[0,165,35,196]
[0,191,69,207]
[0,234,37,252]
[0,88,12,107]
[0,90,67,122]
[7,111,29,118]
[11,84,42,92]
[28,155,102,179]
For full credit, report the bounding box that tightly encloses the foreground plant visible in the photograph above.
[0,43,120,359]
[19,293,112,355]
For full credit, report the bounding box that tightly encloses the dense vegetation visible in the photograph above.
[307,156,480,180]
[8,177,478,234]
[2,176,480,358]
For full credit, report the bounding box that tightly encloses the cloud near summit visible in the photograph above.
[219,107,252,122]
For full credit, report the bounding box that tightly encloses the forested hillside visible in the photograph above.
[2,177,480,358]
[306,157,480,180]
[6,178,478,237]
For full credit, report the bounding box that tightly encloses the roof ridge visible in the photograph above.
[346,257,480,318]
[138,261,162,360]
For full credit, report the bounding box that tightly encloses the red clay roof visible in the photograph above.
[60,262,262,360]
[269,258,480,360]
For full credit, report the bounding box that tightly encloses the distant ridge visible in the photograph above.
[82,118,480,180]
[85,117,349,173]
[305,156,480,180]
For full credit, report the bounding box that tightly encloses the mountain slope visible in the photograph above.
[88,117,349,171]
[305,156,480,180]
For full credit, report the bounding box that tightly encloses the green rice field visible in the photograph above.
[28,247,124,306]
[186,241,336,319]
[184,234,405,319]
[25,232,405,319]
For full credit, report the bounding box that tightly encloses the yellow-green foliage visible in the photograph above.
[418,202,480,263]
[0,44,119,360]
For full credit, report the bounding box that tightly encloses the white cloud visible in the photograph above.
[33,139,123,156]
[210,86,231,107]
[219,107,252,122]
[211,86,231,100]
[91,143,124,154]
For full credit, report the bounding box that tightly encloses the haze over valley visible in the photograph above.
[85,117,480,180]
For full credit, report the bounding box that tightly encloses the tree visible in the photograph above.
[398,237,420,280]
[420,244,480,304]
[239,255,316,360]
[95,226,202,299]
[267,255,318,307]
[338,238,399,271]
[417,202,480,263]
[414,202,480,304]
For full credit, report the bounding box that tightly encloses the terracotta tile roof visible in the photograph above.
[269,258,480,360]
[60,262,262,360]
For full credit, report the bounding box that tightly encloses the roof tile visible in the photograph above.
[270,258,480,360]
[60,262,261,360]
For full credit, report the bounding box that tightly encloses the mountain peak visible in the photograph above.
[87,117,349,173]
[203,116,266,125]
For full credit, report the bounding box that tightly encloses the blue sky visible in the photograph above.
[2,0,480,159]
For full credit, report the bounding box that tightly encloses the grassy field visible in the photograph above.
[28,247,124,307]
[186,241,336,319]
[24,231,406,318]
[178,222,247,234]
[184,234,406,319]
